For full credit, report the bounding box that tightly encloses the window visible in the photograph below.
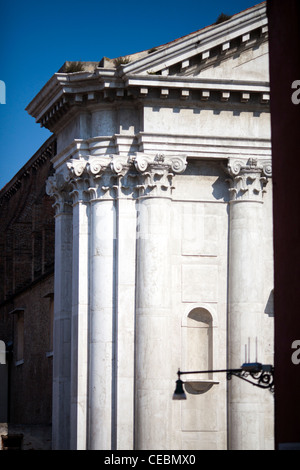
[8,308,25,366]
[44,293,54,357]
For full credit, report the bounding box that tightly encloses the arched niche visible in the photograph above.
[182,306,218,393]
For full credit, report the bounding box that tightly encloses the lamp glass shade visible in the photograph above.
[172,379,187,400]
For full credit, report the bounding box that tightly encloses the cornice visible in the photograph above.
[28,77,270,133]
[124,75,269,90]
[124,76,270,107]
[26,72,105,127]
[26,75,64,124]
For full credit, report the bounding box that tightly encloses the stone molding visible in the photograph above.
[46,153,187,210]
[227,157,272,202]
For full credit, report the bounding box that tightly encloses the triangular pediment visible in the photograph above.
[170,36,269,82]
[121,2,268,82]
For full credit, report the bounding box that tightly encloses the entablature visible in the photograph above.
[27,80,270,133]
[51,133,271,180]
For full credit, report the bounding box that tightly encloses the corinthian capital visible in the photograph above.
[227,157,272,202]
[65,155,132,201]
[134,153,187,197]
[46,174,73,215]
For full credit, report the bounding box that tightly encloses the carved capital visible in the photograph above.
[227,158,272,202]
[46,174,73,215]
[65,155,132,201]
[134,153,187,197]
[48,153,187,205]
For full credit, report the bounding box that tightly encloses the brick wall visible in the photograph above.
[0,136,56,439]
[0,137,56,302]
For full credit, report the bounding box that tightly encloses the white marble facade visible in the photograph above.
[27,2,274,450]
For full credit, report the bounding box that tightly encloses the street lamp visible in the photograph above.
[172,362,274,400]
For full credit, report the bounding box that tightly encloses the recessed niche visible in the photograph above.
[182,307,218,393]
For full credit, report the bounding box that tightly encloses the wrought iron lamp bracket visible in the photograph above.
[173,363,274,400]
[226,363,274,392]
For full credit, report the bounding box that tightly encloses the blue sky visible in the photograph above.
[0,0,261,189]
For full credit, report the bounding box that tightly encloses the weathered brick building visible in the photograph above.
[0,136,56,450]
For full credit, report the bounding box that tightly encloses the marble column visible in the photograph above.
[85,156,130,450]
[134,153,187,450]
[113,162,137,450]
[227,157,272,450]
[86,159,115,450]
[65,161,90,450]
[46,175,73,450]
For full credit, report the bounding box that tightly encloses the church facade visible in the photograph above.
[24,2,274,450]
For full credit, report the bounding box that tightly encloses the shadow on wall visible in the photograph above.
[264,289,274,317]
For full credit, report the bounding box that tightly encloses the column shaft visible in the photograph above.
[52,209,73,449]
[227,158,272,450]
[70,200,89,449]
[133,153,187,450]
[135,196,173,450]
[88,197,115,449]
[115,196,136,450]
[228,200,265,449]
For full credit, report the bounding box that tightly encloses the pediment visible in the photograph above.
[171,37,269,82]
[121,2,268,83]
